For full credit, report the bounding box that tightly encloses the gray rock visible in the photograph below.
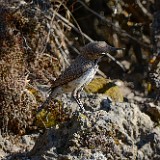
[25,94,160,160]
[3,94,160,160]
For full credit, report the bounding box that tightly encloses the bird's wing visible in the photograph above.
[51,56,94,90]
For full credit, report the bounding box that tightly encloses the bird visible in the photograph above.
[37,41,124,113]
[149,53,160,101]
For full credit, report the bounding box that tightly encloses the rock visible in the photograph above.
[22,94,160,160]
[142,103,160,123]
[85,77,124,102]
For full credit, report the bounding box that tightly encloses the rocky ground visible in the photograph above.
[1,90,160,160]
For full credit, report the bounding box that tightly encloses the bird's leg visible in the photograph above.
[73,88,85,112]
[37,90,55,113]
[154,89,160,102]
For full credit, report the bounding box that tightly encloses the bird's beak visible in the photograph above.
[108,46,125,52]
[101,46,125,55]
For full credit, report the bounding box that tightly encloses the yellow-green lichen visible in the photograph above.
[85,77,123,102]
[35,100,64,128]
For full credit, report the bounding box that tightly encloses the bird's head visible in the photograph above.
[80,41,124,60]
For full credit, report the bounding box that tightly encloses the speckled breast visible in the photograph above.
[61,65,98,93]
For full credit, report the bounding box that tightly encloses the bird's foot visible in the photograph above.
[72,105,85,117]
[79,104,85,113]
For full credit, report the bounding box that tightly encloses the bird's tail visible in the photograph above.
[37,89,56,113]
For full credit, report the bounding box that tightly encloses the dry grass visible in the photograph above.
[0,0,75,135]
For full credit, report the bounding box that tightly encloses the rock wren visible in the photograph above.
[38,41,123,112]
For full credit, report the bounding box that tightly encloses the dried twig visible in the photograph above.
[52,23,70,69]
[61,3,86,45]
[77,0,151,50]
[136,0,153,20]
[40,1,64,54]
[54,11,94,42]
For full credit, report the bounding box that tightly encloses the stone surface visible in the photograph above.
[6,93,158,160]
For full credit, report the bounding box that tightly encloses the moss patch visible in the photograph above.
[85,77,123,102]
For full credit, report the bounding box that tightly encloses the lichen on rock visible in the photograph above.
[85,77,124,102]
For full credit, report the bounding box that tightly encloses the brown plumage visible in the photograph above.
[38,41,123,112]
[50,55,95,90]
[149,54,160,101]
